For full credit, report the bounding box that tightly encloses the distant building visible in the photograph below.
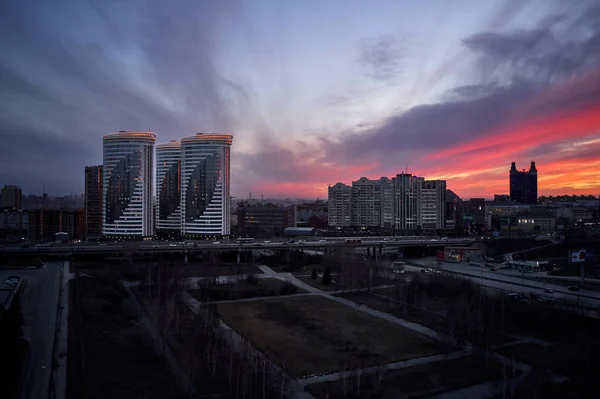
[0,209,29,231]
[392,174,423,231]
[84,165,103,239]
[28,209,85,241]
[351,177,392,228]
[420,180,446,230]
[510,161,538,205]
[236,203,294,237]
[494,194,510,201]
[1,185,22,210]
[328,183,352,227]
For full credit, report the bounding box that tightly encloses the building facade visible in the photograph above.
[392,174,423,231]
[180,133,233,236]
[328,183,352,227]
[420,180,446,230]
[351,177,383,227]
[84,165,103,239]
[102,131,155,237]
[0,209,28,231]
[28,209,85,241]
[156,141,181,233]
[1,185,22,210]
[510,161,538,205]
[236,203,293,237]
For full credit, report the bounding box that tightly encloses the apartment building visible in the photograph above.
[328,183,352,227]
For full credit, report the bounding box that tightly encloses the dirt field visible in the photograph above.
[217,296,439,377]
[307,355,505,399]
[67,275,186,399]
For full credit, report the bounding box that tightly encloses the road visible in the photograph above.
[408,259,600,307]
[2,237,477,254]
[1,262,63,399]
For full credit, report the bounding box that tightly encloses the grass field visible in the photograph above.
[217,296,439,377]
[307,355,505,399]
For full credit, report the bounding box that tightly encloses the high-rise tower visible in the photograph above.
[84,165,103,239]
[102,131,156,237]
[156,140,181,233]
[509,161,538,205]
[180,133,233,236]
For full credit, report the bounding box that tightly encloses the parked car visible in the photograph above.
[568,286,580,292]
[544,288,554,293]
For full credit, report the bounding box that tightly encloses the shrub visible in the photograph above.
[311,268,318,280]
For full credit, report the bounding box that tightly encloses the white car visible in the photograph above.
[213,241,220,245]
[318,239,326,243]
[264,240,271,243]
[168,244,177,247]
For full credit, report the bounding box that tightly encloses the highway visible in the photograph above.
[1,237,477,254]
[1,262,63,399]
[408,259,600,307]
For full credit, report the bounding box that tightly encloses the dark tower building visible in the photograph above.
[84,165,103,239]
[510,161,538,205]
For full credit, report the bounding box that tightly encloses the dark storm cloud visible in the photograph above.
[0,0,241,195]
[357,35,404,81]
[325,5,600,167]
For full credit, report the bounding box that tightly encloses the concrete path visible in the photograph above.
[297,351,469,386]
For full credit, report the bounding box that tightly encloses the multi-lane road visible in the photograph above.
[408,259,600,308]
[0,261,63,399]
[2,237,477,254]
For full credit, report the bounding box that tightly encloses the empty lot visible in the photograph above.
[217,295,439,377]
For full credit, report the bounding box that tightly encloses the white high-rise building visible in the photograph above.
[351,177,393,228]
[328,183,352,227]
[180,133,233,236]
[102,131,155,237]
[392,173,423,231]
[420,180,446,229]
[156,140,181,232]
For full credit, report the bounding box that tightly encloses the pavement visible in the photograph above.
[409,258,600,307]
[0,261,64,399]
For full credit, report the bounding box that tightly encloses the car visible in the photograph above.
[99,243,107,247]
[490,268,497,271]
[421,269,428,273]
[318,239,326,243]
[212,241,220,245]
[543,288,554,294]
[254,243,263,246]
[568,286,580,292]
[152,245,159,248]
[264,240,271,243]
[168,244,177,247]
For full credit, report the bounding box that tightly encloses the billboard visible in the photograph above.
[570,249,593,264]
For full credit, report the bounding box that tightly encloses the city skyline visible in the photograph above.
[1,0,600,199]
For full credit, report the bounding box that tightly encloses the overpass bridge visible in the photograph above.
[1,238,478,265]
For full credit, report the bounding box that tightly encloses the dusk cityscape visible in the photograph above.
[1,1,600,399]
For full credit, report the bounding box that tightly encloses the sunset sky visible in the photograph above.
[1,0,599,199]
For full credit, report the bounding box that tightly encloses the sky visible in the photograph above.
[1,0,599,200]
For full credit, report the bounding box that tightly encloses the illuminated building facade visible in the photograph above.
[180,133,233,236]
[156,140,181,233]
[102,131,155,237]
